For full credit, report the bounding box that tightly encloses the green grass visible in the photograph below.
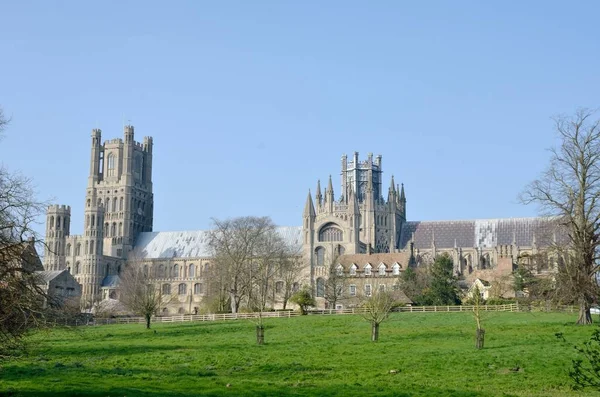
[1,312,600,396]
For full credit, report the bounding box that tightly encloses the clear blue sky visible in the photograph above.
[1,1,599,236]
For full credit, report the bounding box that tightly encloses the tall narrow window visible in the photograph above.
[316,278,325,297]
[315,247,325,266]
[174,264,180,278]
[189,264,195,278]
[107,153,115,176]
[178,283,187,295]
[365,284,372,297]
[162,284,171,295]
[194,283,203,294]
[364,263,372,276]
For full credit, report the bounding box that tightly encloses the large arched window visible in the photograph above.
[107,153,115,176]
[315,247,325,266]
[316,278,325,297]
[162,284,171,295]
[158,264,165,278]
[319,223,343,242]
[194,283,203,294]
[178,283,187,295]
[66,244,71,256]
[76,243,81,256]
[174,264,180,278]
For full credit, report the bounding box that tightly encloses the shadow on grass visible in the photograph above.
[0,385,489,397]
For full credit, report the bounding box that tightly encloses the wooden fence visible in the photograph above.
[85,303,579,326]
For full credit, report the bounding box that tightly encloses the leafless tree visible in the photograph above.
[0,109,53,351]
[360,290,396,342]
[324,259,347,309]
[470,285,485,349]
[207,216,278,314]
[520,108,600,325]
[118,260,163,329]
[277,253,305,310]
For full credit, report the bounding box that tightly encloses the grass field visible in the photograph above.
[1,312,600,396]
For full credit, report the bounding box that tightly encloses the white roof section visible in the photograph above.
[133,226,303,260]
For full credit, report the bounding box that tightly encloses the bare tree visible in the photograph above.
[0,109,53,352]
[207,216,277,314]
[520,109,600,324]
[360,290,396,342]
[277,253,305,310]
[249,230,286,312]
[119,261,163,329]
[470,285,485,349]
[324,260,347,309]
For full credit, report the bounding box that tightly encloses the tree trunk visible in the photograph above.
[230,291,237,314]
[577,300,592,325]
[145,314,151,329]
[475,328,485,349]
[256,325,264,345]
[371,322,379,342]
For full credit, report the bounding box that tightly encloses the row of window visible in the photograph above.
[162,283,203,295]
[150,263,208,278]
[315,278,394,298]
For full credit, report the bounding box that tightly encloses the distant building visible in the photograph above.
[44,127,559,312]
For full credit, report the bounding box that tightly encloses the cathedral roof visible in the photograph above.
[399,217,564,250]
[133,226,303,260]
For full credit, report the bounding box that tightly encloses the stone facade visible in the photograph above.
[43,130,559,313]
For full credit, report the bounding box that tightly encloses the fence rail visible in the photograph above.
[83,303,580,326]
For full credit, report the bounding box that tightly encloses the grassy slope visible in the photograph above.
[1,312,600,397]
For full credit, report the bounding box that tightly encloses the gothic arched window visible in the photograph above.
[315,246,325,266]
[178,283,187,295]
[194,283,203,294]
[174,264,180,278]
[316,278,325,297]
[107,153,115,176]
[318,223,343,242]
[162,283,171,295]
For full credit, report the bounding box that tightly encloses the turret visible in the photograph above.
[89,129,102,184]
[79,204,105,303]
[43,205,71,271]
[325,175,334,213]
[315,180,322,209]
[399,183,406,221]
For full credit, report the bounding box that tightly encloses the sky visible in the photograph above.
[1,1,599,237]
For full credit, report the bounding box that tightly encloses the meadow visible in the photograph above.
[1,312,600,396]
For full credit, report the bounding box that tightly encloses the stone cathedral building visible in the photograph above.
[44,127,557,313]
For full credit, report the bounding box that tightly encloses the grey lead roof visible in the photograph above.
[133,217,560,260]
[399,217,563,249]
[133,226,303,260]
[35,270,64,283]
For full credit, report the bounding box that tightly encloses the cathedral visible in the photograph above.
[43,126,557,313]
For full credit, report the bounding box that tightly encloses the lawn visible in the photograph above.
[1,312,600,396]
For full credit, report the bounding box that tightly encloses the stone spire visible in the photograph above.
[315,180,322,207]
[325,175,334,212]
[303,190,316,218]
